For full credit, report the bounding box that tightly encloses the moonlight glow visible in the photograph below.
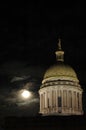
[21,90,31,99]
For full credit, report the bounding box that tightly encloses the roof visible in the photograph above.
[43,63,79,82]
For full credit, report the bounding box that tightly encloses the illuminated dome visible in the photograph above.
[43,64,79,82]
[39,38,83,116]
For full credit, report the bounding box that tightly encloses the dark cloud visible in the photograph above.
[0,81,40,117]
[11,76,30,82]
[0,60,45,117]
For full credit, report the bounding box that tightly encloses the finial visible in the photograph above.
[58,38,61,50]
[55,38,64,62]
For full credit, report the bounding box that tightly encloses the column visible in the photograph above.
[72,91,74,112]
[52,90,54,112]
[43,93,45,109]
[45,92,48,108]
[67,90,69,109]
[54,90,56,107]
[61,90,63,112]
[80,93,82,111]
[76,92,78,111]
[56,90,58,112]
[77,92,79,110]
[40,94,42,112]
[79,93,80,110]
[41,94,43,112]
[63,90,64,108]
[47,92,49,108]
[52,90,55,107]
[66,90,67,108]
[63,90,67,110]
[50,90,52,107]
[74,91,76,111]
[70,91,72,108]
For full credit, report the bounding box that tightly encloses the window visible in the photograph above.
[48,98,49,108]
[58,97,61,107]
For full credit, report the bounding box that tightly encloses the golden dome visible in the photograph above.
[43,39,79,83]
[44,64,79,82]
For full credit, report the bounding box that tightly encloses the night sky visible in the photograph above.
[0,1,86,118]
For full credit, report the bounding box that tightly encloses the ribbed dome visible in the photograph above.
[44,63,79,82]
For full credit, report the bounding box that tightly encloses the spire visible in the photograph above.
[58,38,62,50]
[55,38,64,62]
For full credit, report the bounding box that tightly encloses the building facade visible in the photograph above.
[39,39,83,116]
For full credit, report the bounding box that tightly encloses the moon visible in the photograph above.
[21,89,31,99]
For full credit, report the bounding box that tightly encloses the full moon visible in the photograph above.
[21,90,31,99]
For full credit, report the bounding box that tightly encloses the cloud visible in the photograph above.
[0,88,39,117]
[11,75,31,82]
[2,87,39,105]
[0,60,44,117]
[17,98,39,106]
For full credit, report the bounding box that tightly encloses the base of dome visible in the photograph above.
[39,108,83,116]
[40,112,83,116]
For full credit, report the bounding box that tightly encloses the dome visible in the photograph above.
[39,39,83,116]
[43,63,79,82]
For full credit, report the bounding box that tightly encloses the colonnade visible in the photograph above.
[40,89,83,115]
